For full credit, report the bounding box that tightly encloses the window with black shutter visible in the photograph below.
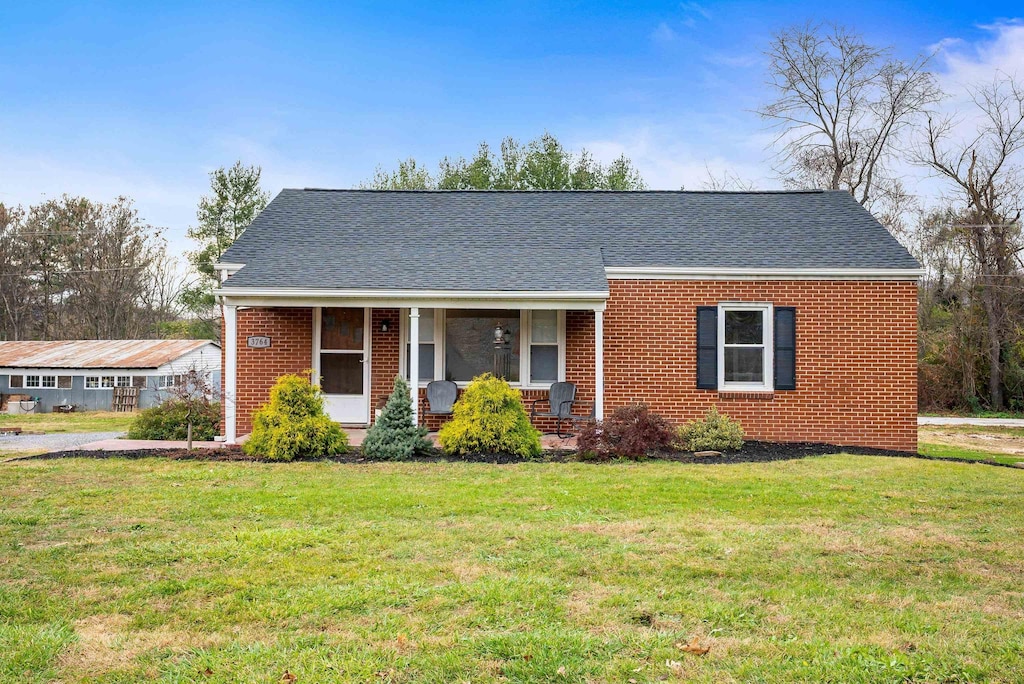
[774,307,796,390]
[696,307,718,389]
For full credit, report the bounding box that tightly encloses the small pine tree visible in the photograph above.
[362,375,432,460]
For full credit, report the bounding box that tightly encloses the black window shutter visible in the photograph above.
[696,306,717,389]
[774,307,796,390]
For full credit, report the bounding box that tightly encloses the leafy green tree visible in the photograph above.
[367,133,646,190]
[183,162,269,313]
[362,375,432,460]
[362,158,434,190]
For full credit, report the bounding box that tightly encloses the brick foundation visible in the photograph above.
[226,279,917,452]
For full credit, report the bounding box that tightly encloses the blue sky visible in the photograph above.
[1,1,1022,261]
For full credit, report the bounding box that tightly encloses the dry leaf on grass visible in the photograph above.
[676,636,711,655]
[280,671,297,683]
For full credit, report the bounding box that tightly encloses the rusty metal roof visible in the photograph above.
[0,340,219,370]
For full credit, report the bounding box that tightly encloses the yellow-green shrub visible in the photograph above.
[242,372,348,461]
[676,406,745,452]
[437,373,542,459]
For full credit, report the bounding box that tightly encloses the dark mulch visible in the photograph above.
[23,440,1019,468]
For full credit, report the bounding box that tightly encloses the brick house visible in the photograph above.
[215,189,921,451]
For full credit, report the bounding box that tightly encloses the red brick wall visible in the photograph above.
[226,281,917,451]
[231,307,313,435]
[600,279,918,451]
[370,308,401,417]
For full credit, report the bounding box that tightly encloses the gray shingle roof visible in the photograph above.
[219,189,920,292]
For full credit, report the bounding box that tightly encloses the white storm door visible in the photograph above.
[318,307,370,424]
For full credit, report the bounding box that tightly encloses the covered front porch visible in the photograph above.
[219,292,608,444]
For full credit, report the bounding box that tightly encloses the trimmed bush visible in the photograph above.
[127,399,220,441]
[362,375,432,460]
[242,372,349,461]
[676,406,745,452]
[576,403,674,460]
[437,373,542,459]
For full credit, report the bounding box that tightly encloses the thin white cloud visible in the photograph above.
[650,21,677,44]
[680,2,712,21]
[704,51,761,69]
[574,125,774,191]
[933,20,1024,89]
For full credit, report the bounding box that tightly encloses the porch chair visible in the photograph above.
[420,380,458,426]
[529,381,595,438]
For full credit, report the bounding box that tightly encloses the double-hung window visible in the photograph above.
[718,303,773,391]
[527,310,560,384]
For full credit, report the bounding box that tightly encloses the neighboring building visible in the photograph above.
[0,340,220,412]
[214,189,921,451]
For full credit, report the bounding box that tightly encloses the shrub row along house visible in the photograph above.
[0,340,220,413]
[214,189,921,451]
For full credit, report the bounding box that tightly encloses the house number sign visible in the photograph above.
[247,336,272,349]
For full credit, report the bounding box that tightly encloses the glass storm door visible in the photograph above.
[319,307,370,424]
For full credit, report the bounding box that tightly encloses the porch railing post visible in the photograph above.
[224,304,238,444]
[409,307,420,426]
[595,309,604,421]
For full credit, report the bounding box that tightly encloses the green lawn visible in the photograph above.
[0,411,135,434]
[2,456,1023,682]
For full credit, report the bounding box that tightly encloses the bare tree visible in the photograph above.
[0,204,33,340]
[916,75,1024,410]
[700,164,756,191]
[68,198,163,339]
[759,23,940,229]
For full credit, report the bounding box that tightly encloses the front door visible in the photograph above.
[318,307,370,424]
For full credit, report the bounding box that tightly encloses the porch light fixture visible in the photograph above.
[381,319,391,333]
[493,324,511,345]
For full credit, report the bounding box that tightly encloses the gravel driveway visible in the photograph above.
[0,431,126,453]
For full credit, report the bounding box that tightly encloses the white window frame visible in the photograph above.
[40,375,56,388]
[399,308,566,389]
[156,374,176,389]
[717,302,773,392]
[85,376,100,389]
[524,310,566,386]
[25,375,41,388]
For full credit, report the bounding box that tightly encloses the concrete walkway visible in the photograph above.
[0,431,126,453]
[918,416,1024,427]
[75,437,227,451]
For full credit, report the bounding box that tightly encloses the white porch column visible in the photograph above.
[224,304,238,444]
[409,307,420,426]
[594,309,604,420]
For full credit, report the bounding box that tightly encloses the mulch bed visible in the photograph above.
[24,441,1019,468]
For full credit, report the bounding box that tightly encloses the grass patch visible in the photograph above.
[919,425,1024,466]
[0,411,134,434]
[1,456,1022,681]
[918,441,1023,466]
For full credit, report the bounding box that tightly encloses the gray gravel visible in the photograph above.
[0,431,125,453]
[918,416,1024,427]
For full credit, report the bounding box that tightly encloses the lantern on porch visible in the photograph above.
[493,324,513,379]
